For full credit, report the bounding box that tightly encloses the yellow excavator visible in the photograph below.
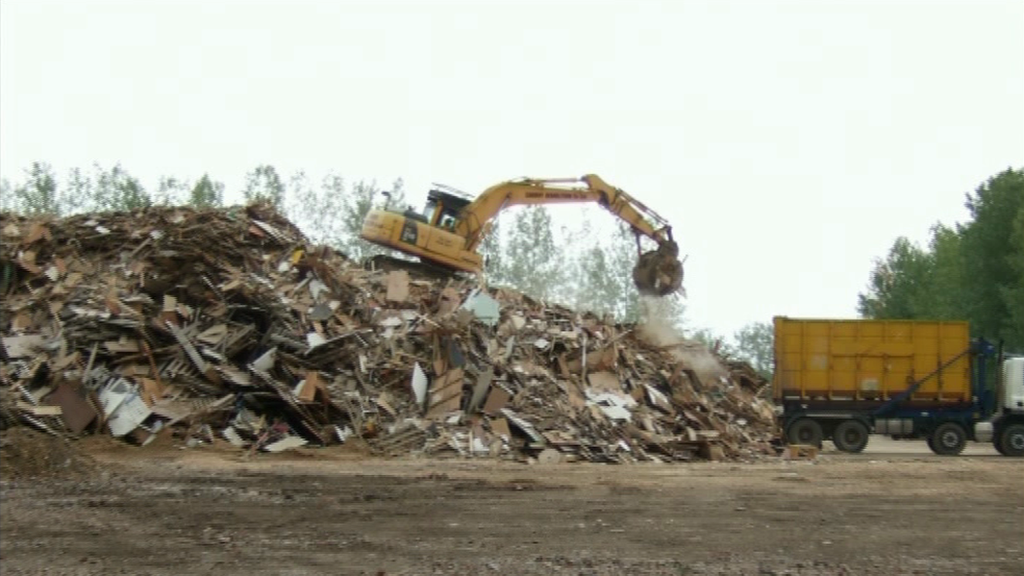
[359,174,684,296]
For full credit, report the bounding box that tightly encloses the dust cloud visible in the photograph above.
[636,296,728,381]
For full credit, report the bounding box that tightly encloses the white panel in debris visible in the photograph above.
[100,379,153,437]
[412,362,428,407]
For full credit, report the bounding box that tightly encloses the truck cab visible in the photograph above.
[987,357,1024,456]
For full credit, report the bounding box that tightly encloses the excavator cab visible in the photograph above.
[360,183,486,274]
[423,186,471,231]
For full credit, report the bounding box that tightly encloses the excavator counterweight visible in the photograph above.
[360,174,685,298]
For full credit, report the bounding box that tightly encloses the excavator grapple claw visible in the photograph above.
[632,240,684,296]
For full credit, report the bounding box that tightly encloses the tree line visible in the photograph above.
[858,167,1024,352]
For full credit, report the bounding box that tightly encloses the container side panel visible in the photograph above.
[772,318,971,403]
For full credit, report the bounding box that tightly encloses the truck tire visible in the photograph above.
[929,422,966,456]
[993,436,1007,456]
[787,418,823,448]
[998,424,1024,457]
[833,420,869,453]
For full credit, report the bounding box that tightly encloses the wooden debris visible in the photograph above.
[783,444,819,460]
[0,204,779,461]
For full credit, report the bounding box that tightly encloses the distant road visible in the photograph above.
[825,434,1003,458]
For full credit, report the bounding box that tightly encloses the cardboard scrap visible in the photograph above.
[482,384,511,416]
[263,435,308,452]
[296,372,328,403]
[426,367,465,419]
[587,371,620,393]
[43,383,97,434]
[17,402,62,416]
[2,334,46,358]
[386,270,410,302]
[490,416,511,440]
[437,287,461,315]
[467,367,494,413]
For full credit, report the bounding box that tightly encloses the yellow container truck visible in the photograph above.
[773,317,1024,456]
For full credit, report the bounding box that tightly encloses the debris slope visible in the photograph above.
[0,205,777,463]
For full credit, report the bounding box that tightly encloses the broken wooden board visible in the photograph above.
[386,270,410,302]
[426,367,465,419]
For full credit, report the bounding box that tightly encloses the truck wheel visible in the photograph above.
[833,420,869,453]
[929,422,966,456]
[993,436,1007,456]
[998,424,1024,457]
[787,419,823,448]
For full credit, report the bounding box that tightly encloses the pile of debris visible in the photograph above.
[0,205,778,463]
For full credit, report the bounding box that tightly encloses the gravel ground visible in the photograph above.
[2,431,1021,575]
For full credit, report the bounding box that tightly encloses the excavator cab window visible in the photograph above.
[403,208,429,223]
[423,199,440,225]
[426,187,473,230]
[423,197,460,230]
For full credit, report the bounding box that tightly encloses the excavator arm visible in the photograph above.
[455,175,669,249]
[455,174,684,296]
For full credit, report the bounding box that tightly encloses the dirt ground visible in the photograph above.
[1,431,1021,576]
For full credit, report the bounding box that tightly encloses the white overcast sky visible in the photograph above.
[2,0,1022,337]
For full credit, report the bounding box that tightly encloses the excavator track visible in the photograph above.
[363,254,468,283]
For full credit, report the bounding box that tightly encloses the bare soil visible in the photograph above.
[1,432,1021,576]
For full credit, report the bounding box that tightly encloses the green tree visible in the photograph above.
[923,223,965,321]
[606,222,646,321]
[857,167,1024,350]
[857,236,933,319]
[478,216,508,287]
[1003,205,1024,349]
[153,176,189,206]
[12,162,60,216]
[342,178,408,260]
[959,168,1024,347]
[732,321,774,378]
[283,170,347,247]
[598,220,638,317]
[243,164,285,209]
[572,218,686,325]
[689,327,735,356]
[313,172,349,246]
[188,174,223,208]
[93,163,151,211]
[286,170,325,241]
[0,178,13,213]
[576,244,618,317]
[63,167,93,215]
[502,206,565,301]
[388,178,408,212]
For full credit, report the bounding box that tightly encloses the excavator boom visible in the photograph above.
[456,175,672,250]
[359,174,685,296]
